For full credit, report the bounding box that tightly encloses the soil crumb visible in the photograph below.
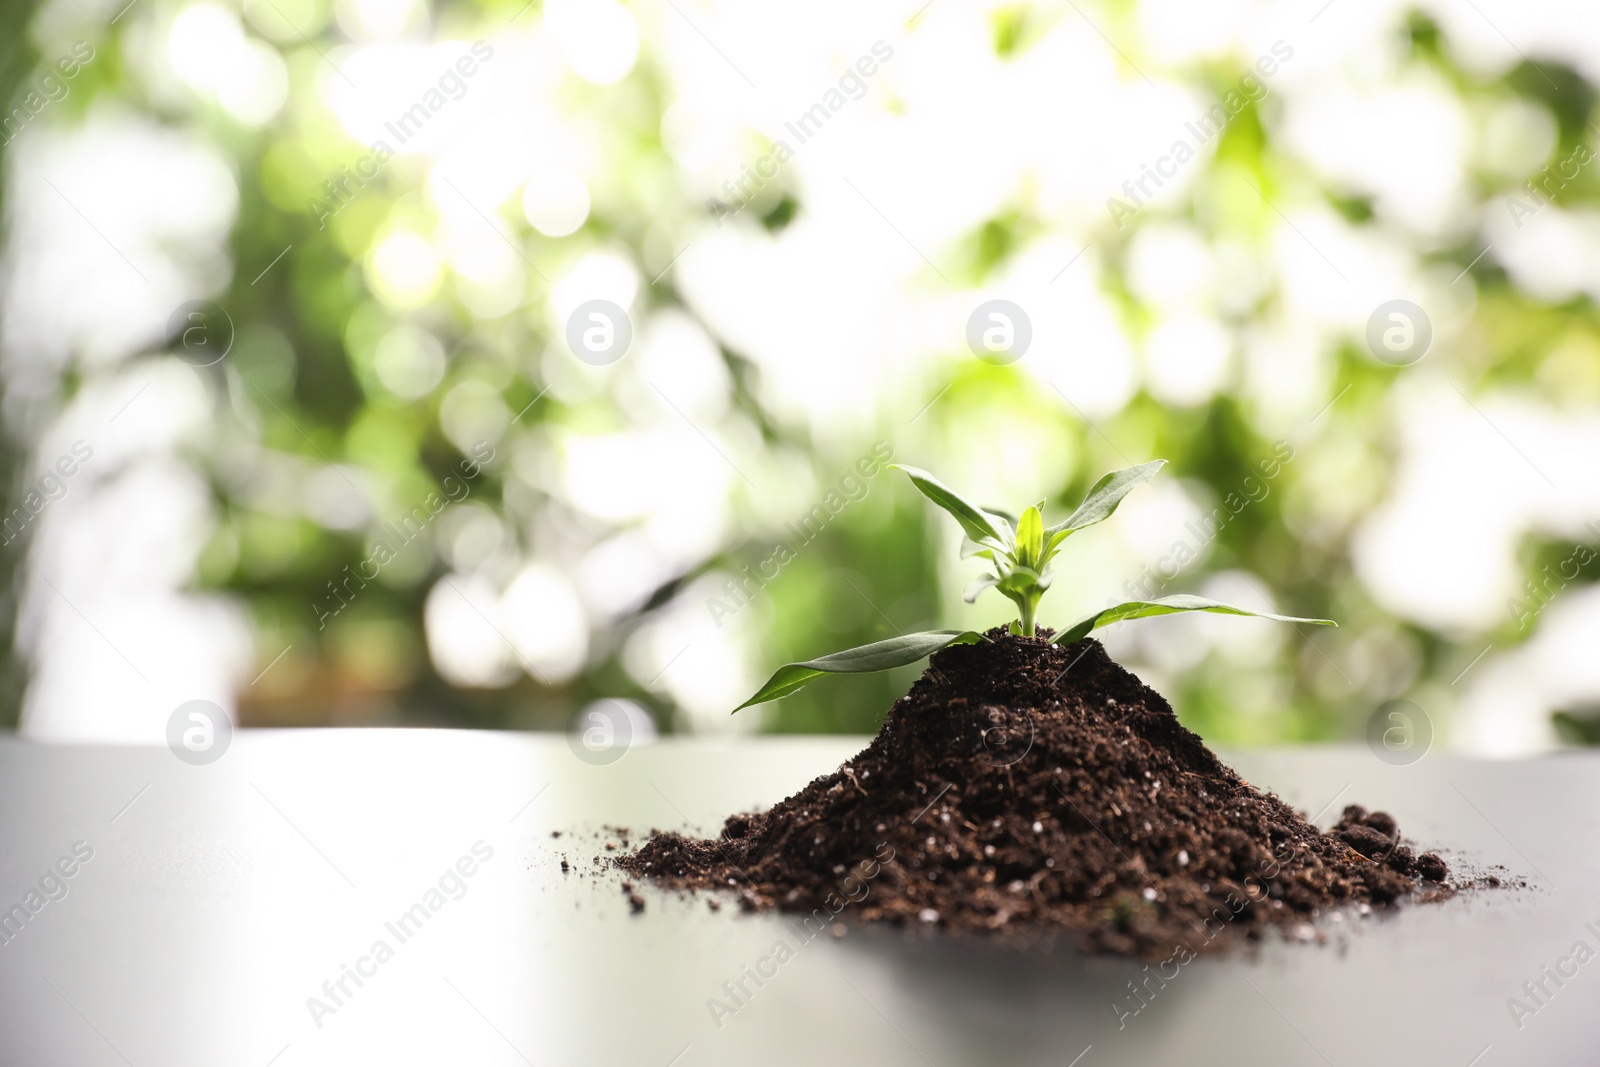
[617,632,1460,956]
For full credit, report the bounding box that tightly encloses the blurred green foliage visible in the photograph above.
[6,0,1599,746]
[0,0,43,728]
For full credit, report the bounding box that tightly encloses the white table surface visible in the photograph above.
[0,732,1592,1066]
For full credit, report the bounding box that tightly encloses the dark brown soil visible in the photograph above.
[617,630,1459,957]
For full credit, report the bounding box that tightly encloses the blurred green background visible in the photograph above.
[4,0,1598,751]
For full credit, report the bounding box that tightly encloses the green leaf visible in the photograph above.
[1051,595,1335,646]
[892,465,1012,550]
[1016,505,1044,568]
[963,576,1000,603]
[1047,460,1166,535]
[734,631,987,711]
[959,537,995,561]
[996,565,1047,595]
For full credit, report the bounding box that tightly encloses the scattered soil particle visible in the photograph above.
[1415,852,1449,882]
[617,632,1465,957]
[560,858,570,872]
[1336,823,1394,859]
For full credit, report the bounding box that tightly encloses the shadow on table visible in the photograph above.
[830,921,1262,1065]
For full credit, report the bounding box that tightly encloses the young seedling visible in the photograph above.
[734,460,1334,710]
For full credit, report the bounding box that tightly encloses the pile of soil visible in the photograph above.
[618,630,1459,956]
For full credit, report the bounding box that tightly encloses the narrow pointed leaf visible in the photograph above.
[963,576,1000,603]
[1016,505,1044,567]
[959,537,995,561]
[1047,460,1167,535]
[734,630,986,711]
[891,465,1012,549]
[1051,595,1335,646]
